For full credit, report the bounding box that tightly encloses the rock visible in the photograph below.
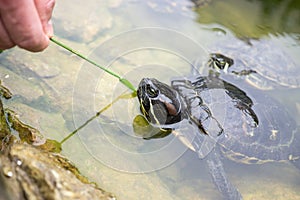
[0,98,10,141]
[0,85,116,200]
[0,143,116,200]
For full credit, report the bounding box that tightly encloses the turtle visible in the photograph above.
[203,38,300,90]
[136,73,300,199]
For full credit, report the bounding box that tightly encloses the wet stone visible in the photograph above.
[0,143,116,200]
[0,86,116,200]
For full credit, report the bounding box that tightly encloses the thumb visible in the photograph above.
[34,0,56,37]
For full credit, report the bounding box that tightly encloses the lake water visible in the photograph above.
[0,0,299,199]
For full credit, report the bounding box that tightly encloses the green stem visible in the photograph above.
[60,91,136,145]
[50,37,136,92]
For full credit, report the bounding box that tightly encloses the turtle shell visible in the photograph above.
[171,74,299,164]
[207,38,300,90]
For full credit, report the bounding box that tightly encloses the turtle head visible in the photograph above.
[137,78,184,127]
[208,53,234,73]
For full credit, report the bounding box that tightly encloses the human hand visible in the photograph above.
[0,0,55,52]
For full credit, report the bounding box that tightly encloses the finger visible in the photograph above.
[0,18,15,50]
[0,0,49,52]
[34,0,55,37]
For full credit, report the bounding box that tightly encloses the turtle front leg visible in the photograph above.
[206,148,243,200]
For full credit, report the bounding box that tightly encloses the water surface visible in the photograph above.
[0,0,299,199]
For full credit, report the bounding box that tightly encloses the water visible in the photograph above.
[0,0,299,199]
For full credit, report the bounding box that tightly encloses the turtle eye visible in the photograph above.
[216,59,226,69]
[146,84,159,98]
[212,55,225,69]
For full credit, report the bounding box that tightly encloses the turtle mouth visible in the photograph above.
[137,78,151,118]
[137,78,149,104]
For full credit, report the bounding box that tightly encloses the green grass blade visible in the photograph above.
[50,37,136,92]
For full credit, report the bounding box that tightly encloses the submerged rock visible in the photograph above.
[52,0,113,43]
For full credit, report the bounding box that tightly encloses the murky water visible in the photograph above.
[0,0,299,199]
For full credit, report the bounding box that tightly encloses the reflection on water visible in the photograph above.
[0,0,299,199]
[195,0,300,38]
